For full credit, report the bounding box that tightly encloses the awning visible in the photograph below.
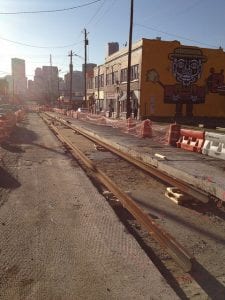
[119,91,139,102]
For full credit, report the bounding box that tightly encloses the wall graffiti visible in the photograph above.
[146,46,225,117]
[169,47,206,86]
[206,68,225,94]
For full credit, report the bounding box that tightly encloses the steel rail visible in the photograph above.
[46,112,209,204]
[41,113,194,272]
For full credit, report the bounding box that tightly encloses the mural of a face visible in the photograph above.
[173,57,202,86]
[169,47,207,87]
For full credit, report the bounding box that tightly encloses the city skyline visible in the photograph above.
[0,0,225,80]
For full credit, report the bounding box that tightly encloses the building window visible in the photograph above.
[120,68,127,82]
[99,74,104,87]
[95,74,104,88]
[100,74,104,87]
[95,76,98,88]
[131,64,139,81]
[87,77,93,89]
[106,73,112,86]
[112,71,118,85]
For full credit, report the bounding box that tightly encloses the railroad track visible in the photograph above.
[45,112,210,204]
[41,112,193,272]
[40,112,225,299]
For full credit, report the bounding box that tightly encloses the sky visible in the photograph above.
[0,0,225,80]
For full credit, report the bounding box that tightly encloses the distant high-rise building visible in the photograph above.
[82,63,97,75]
[32,66,59,103]
[11,58,27,97]
[12,58,25,78]
[64,71,84,96]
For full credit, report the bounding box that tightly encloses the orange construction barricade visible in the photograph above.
[176,129,205,153]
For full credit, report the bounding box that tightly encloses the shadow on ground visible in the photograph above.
[1,122,66,157]
[110,202,189,300]
[134,198,225,246]
[1,142,25,153]
[7,126,38,144]
[0,166,21,189]
[190,261,225,300]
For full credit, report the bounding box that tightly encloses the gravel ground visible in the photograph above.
[51,115,225,300]
[0,114,178,300]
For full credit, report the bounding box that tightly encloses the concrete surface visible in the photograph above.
[54,113,225,203]
[0,114,178,299]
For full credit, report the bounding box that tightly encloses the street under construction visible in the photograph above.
[0,109,225,299]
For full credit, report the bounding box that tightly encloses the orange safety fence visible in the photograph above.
[52,108,171,142]
[0,112,17,143]
[0,108,27,144]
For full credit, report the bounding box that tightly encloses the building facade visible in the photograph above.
[11,58,27,99]
[28,66,59,104]
[142,39,225,123]
[87,38,225,123]
[87,41,141,117]
[64,71,84,97]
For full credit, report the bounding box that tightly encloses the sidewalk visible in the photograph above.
[55,113,225,203]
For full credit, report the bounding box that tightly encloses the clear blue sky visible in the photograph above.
[0,0,224,80]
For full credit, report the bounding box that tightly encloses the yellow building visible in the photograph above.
[87,38,225,124]
[142,39,225,122]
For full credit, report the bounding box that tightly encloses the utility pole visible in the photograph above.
[126,0,134,119]
[68,50,75,109]
[50,54,53,106]
[97,66,100,112]
[84,28,88,108]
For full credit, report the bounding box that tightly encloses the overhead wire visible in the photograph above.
[0,0,107,61]
[134,23,219,49]
[0,70,10,74]
[91,0,118,27]
[0,0,102,15]
[0,36,83,49]
[85,0,107,26]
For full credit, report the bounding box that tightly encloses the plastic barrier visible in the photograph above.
[139,119,153,138]
[167,123,181,146]
[176,129,205,153]
[202,132,225,160]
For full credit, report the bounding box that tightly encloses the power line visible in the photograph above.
[92,0,118,27]
[134,23,219,48]
[0,0,102,15]
[0,35,83,49]
[85,0,107,26]
[0,70,10,74]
